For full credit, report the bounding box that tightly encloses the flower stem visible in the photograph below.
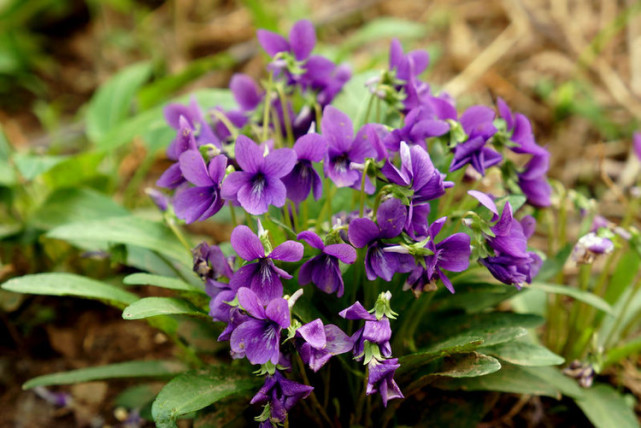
[359,161,370,218]
[294,354,333,426]
[277,85,295,146]
[165,215,192,252]
[228,201,238,227]
[262,74,273,142]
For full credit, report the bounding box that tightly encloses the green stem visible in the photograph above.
[277,85,295,146]
[262,74,273,142]
[289,201,299,232]
[166,216,192,252]
[294,355,333,426]
[212,110,239,141]
[606,276,641,349]
[359,161,370,217]
[228,202,238,227]
[562,263,592,359]
[363,93,375,125]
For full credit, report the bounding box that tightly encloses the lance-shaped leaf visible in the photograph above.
[23,360,185,389]
[124,273,204,293]
[151,366,260,427]
[530,282,613,314]
[575,384,639,428]
[123,297,208,320]
[480,339,564,366]
[1,273,137,308]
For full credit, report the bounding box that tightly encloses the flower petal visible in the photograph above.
[436,233,471,272]
[376,198,407,239]
[235,135,264,173]
[237,287,266,319]
[294,133,327,162]
[348,218,380,248]
[269,241,304,262]
[266,297,290,329]
[231,225,265,260]
[297,231,324,250]
[339,301,376,320]
[257,30,290,56]
[173,186,216,224]
[178,150,212,187]
[263,148,297,178]
[289,19,316,61]
[324,243,357,264]
[230,73,263,111]
[321,106,354,153]
[297,319,326,349]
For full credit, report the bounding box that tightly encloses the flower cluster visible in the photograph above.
[153,20,552,425]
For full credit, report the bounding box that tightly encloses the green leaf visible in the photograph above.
[604,335,641,367]
[399,335,486,375]
[87,62,152,144]
[535,244,572,282]
[331,71,379,126]
[124,273,204,293]
[40,151,105,189]
[435,363,582,399]
[480,339,564,366]
[30,187,129,230]
[434,312,542,347]
[151,366,259,427]
[530,282,613,314]
[338,18,427,57]
[122,297,207,320]
[1,273,138,307]
[575,384,639,428]
[23,360,186,389]
[605,250,640,304]
[13,153,67,180]
[432,281,518,313]
[46,216,191,266]
[432,352,501,378]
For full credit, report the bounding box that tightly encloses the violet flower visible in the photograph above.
[173,150,227,223]
[339,301,393,359]
[156,117,197,190]
[480,252,542,288]
[383,106,450,151]
[193,242,234,281]
[281,133,327,203]
[382,142,453,203]
[366,358,403,407]
[321,106,378,191]
[250,370,314,423]
[348,198,415,281]
[450,105,502,176]
[518,151,552,207]
[258,19,316,65]
[164,97,220,148]
[572,232,614,264]
[230,287,290,365]
[229,225,303,304]
[295,318,354,372]
[297,230,356,297]
[496,97,546,156]
[221,135,296,215]
[405,217,471,295]
[230,73,264,113]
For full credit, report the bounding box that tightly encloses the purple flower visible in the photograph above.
[230,73,264,112]
[173,150,227,223]
[382,142,453,203]
[164,97,220,148]
[281,133,327,203]
[480,252,542,288]
[384,106,450,152]
[321,106,378,191]
[193,242,234,281]
[156,117,198,190]
[296,319,354,372]
[518,151,552,207]
[389,38,429,82]
[250,371,314,423]
[145,188,169,212]
[366,358,403,407]
[229,225,303,304]
[405,217,471,295]
[486,202,530,259]
[450,106,502,176]
[297,230,356,297]
[572,232,614,264]
[221,135,296,215]
[258,19,316,63]
[496,97,546,156]
[230,287,290,365]
[338,301,393,359]
[348,198,415,281]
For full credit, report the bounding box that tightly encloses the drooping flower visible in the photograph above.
[297,230,356,297]
[480,252,542,288]
[193,242,234,282]
[572,232,614,264]
[229,225,303,304]
[164,97,220,148]
[230,73,264,113]
[229,287,290,365]
[281,133,327,203]
[339,301,393,359]
[156,117,198,190]
[221,135,296,215]
[348,198,415,281]
[450,105,502,176]
[250,370,314,423]
[295,318,354,372]
[496,97,546,156]
[366,358,403,407]
[404,217,471,295]
[518,151,552,207]
[258,19,316,66]
[321,106,379,191]
[173,150,227,223]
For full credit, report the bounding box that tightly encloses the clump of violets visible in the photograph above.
[151,20,554,425]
